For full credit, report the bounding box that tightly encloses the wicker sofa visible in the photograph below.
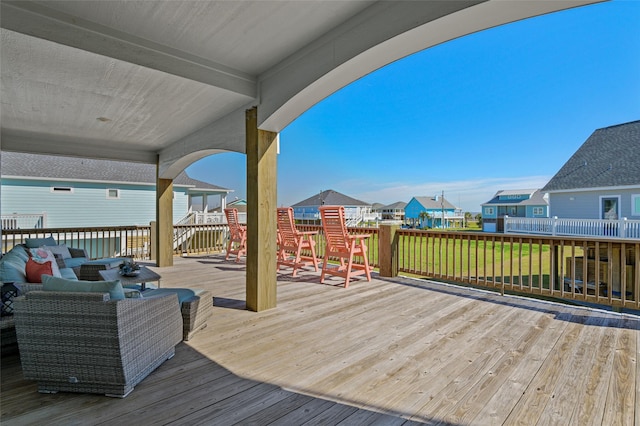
[13,289,183,398]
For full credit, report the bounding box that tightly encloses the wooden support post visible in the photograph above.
[150,221,157,261]
[156,174,174,267]
[246,107,277,312]
[379,222,400,277]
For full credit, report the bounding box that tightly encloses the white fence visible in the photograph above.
[504,216,640,239]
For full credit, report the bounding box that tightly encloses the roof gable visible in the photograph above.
[411,196,457,210]
[543,120,640,192]
[483,189,548,206]
[292,189,370,207]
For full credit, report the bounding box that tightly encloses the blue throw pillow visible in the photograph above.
[25,236,57,248]
[42,275,125,300]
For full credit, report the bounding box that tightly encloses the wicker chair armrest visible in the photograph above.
[17,283,44,295]
[69,247,89,258]
[14,291,183,396]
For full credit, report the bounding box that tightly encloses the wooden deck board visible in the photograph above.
[2,254,638,425]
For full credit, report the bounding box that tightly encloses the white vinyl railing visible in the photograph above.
[504,216,640,239]
[1,213,47,229]
[193,211,246,224]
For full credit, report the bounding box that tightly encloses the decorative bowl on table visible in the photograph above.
[119,259,141,277]
[120,269,140,277]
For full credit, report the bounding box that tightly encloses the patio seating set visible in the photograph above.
[224,205,372,288]
[0,236,213,398]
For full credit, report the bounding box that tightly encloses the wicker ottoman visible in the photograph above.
[78,258,125,281]
[143,288,213,341]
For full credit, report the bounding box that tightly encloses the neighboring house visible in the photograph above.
[371,202,385,218]
[291,189,374,226]
[542,120,640,221]
[224,198,247,213]
[380,201,407,221]
[481,189,549,233]
[1,152,231,228]
[404,195,463,228]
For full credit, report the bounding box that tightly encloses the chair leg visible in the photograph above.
[225,239,232,260]
[292,244,303,277]
[320,252,329,283]
[309,241,319,272]
[361,244,371,282]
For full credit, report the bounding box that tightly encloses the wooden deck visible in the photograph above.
[2,254,638,425]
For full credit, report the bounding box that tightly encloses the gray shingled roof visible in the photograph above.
[382,201,407,210]
[543,120,640,192]
[292,189,370,207]
[412,196,457,210]
[482,189,548,206]
[1,151,230,192]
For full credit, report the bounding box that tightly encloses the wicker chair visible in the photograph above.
[13,290,183,398]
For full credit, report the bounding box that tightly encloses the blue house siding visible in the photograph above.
[404,199,424,220]
[1,178,189,227]
[482,205,498,219]
[549,188,640,220]
[525,205,548,218]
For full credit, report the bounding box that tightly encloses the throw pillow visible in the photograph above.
[25,258,53,283]
[28,248,62,277]
[24,236,57,248]
[53,253,67,269]
[43,244,72,259]
[42,275,126,300]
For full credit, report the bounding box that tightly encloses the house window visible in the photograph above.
[51,186,73,194]
[533,207,543,215]
[107,189,120,199]
[632,194,640,216]
[485,207,494,215]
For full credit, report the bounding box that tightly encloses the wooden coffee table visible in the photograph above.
[99,266,161,291]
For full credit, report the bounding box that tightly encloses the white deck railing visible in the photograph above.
[504,216,640,239]
[0,213,47,229]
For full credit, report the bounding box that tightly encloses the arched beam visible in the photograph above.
[258,0,601,132]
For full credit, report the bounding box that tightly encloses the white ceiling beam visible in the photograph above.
[1,129,159,164]
[0,0,257,98]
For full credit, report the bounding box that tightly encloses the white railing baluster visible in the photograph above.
[504,216,639,239]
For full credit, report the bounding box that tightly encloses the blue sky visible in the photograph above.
[187,0,640,213]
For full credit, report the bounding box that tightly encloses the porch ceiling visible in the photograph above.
[0,0,603,176]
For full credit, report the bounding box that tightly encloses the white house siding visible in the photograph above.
[1,178,189,227]
[549,188,640,220]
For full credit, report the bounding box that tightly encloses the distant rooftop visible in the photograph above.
[543,120,640,192]
[292,189,370,207]
[1,151,230,193]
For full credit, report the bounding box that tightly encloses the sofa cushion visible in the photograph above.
[42,275,125,300]
[59,268,78,280]
[24,236,57,248]
[10,245,30,262]
[63,257,89,269]
[143,288,196,305]
[43,244,72,259]
[25,258,53,283]
[0,251,28,283]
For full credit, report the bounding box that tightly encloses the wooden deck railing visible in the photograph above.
[4,224,638,309]
[1,224,230,260]
[389,227,640,310]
